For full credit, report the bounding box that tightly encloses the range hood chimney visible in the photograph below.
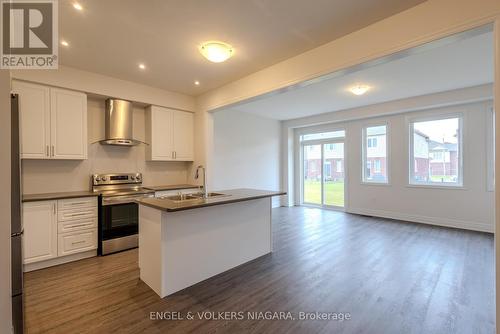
[100,98,141,146]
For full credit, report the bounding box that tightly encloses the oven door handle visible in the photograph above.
[102,194,153,206]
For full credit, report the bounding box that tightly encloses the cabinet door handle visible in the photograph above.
[53,203,56,215]
[172,151,174,159]
[51,145,54,157]
[174,151,177,159]
[46,145,49,157]
[71,240,86,245]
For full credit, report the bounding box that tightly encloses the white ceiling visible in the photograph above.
[59,0,425,95]
[228,31,494,120]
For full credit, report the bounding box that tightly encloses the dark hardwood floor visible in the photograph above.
[24,207,495,334]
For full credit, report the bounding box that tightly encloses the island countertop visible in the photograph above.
[136,188,286,212]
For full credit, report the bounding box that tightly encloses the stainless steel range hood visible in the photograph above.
[100,98,141,146]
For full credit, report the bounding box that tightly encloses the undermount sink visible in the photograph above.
[160,192,228,202]
[190,192,226,198]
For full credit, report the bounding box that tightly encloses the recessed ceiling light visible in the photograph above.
[349,85,370,96]
[61,40,69,47]
[73,3,83,11]
[138,63,146,70]
[194,81,200,86]
[199,41,233,63]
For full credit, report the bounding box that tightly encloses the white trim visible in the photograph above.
[486,103,495,192]
[405,184,467,190]
[347,207,493,233]
[361,122,390,184]
[298,128,347,210]
[407,112,464,187]
[24,250,96,272]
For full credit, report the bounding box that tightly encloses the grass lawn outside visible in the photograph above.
[429,175,457,183]
[303,180,344,207]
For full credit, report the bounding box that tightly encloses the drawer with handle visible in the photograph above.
[58,197,97,211]
[58,229,97,256]
[58,207,97,222]
[58,218,97,234]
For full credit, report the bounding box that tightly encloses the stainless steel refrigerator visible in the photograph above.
[11,93,24,333]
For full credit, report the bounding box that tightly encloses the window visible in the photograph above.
[325,162,332,178]
[362,125,388,183]
[336,160,342,172]
[432,151,444,161]
[300,130,345,141]
[367,138,377,148]
[409,116,462,186]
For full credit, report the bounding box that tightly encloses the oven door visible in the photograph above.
[101,202,139,241]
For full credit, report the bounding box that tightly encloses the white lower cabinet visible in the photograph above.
[23,201,58,264]
[23,197,97,268]
[58,229,97,256]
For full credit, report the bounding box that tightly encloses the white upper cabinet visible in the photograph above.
[50,88,87,159]
[172,110,194,161]
[146,105,194,161]
[12,81,51,159]
[147,106,174,160]
[12,80,88,160]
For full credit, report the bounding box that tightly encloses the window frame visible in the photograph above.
[362,122,390,185]
[486,105,495,192]
[297,126,347,210]
[408,113,464,188]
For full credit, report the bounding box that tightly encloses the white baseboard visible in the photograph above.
[24,250,97,272]
[347,207,494,233]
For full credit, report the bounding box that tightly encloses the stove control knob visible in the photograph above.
[95,177,101,182]
[130,176,136,180]
[101,176,107,181]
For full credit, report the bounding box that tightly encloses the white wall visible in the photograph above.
[0,70,12,333]
[346,102,493,232]
[212,109,281,207]
[285,89,494,232]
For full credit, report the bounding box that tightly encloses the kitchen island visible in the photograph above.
[136,189,285,298]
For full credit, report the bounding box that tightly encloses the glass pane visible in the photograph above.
[411,117,460,185]
[301,130,345,141]
[303,144,322,204]
[364,125,388,183]
[323,142,344,207]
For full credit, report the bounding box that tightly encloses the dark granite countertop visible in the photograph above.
[22,191,98,203]
[143,184,199,191]
[22,185,205,203]
[136,188,286,212]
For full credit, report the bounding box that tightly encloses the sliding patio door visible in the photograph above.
[301,130,345,209]
[323,142,345,207]
[303,144,322,205]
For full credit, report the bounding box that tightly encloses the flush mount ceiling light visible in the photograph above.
[349,84,370,96]
[138,63,146,70]
[199,41,234,63]
[61,40,69,47]
[194,81,200,86]
[73,2,83,10]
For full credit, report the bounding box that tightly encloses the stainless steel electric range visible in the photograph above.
[92,173,154,255]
